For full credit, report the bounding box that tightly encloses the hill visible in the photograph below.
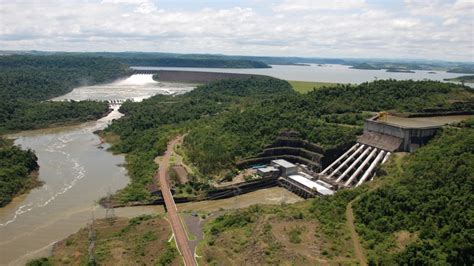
[104,78,473,203]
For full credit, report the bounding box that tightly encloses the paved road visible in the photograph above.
[155,136,196,266]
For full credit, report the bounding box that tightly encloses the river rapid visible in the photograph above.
[0,75,194,265]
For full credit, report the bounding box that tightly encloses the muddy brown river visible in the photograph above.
[0,75,195,265]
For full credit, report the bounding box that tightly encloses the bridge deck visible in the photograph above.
[155,136,196,266]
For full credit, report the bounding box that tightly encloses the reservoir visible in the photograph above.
[134,64,468,84]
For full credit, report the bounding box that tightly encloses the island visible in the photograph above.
[444,75,474,83]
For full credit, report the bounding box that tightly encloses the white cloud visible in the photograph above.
[134,2,158,14]
[443,18,459,26]
[101,0,146,4]
[0,0,472,61]
[274,0,366,12]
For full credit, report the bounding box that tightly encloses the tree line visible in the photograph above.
[0,55,129,133]
[0,138,39,207]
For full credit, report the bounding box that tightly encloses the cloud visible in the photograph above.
[101,0,146,4]
[0,0,472,61]
[274,0,366,12]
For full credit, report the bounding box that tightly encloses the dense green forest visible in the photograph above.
[1,100,109,132]
[53,52,271,68]
[354,128,474,264]
[0,138,39,207]
[105,78,473,202]
[118,57,270,68]
[0,55,129,132]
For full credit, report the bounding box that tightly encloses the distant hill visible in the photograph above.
[3,50,472,73]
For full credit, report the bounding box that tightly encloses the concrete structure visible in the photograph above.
[318,144,389,188]
[271,159,298,177]
[318,113,473,189]
[360,114,473,152]
[257,166,280,178]
[279,174,334,198]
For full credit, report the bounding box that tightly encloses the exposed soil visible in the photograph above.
[346,199,367,266]
[394,230,418,252]
[172,165,189,184]
[48,216,181,265]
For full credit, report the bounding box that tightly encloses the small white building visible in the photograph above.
[271,159,297,177]
[257,166,280,178]
[288,175,335,196]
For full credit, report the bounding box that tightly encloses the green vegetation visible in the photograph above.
[32,216,180,265]
[447,65,474,74]
[156,242,179,266]
[385,68,415,73]
[122,57,270,68]
[353,128,474,265]
[106,78,472,202]
[200,190,362,264]
[350,63,381,70]
[288,80,337,93]
[0,55,129,133]
[1,100,109,132]
[0,137,39,207]
[350,61,474,74]
[444,75,474,83]
[26,257,52,266]
[91,52,270,68]
[199,127,473,264]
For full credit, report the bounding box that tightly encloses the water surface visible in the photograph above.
[135,64,468,84]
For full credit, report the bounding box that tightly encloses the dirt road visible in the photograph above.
[346,198,367,266]
[155,135,196,266]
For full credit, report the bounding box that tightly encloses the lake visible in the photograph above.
[133,64,469,84]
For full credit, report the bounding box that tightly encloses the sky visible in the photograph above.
[0,0,473,61]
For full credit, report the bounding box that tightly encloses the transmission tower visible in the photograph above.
[88,212,97,265]
[104,189,116,225]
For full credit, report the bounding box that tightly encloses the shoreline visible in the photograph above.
[2,107,113,138]
[0,170,42,209]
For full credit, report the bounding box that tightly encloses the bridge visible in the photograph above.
[155,136,197,266]
[131,69,161,75]
[107,99,134,106]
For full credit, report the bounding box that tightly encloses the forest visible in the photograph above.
[105,77,473,202]
[0,55,129,133]
[354,128,473,264]
[0,137,39,207]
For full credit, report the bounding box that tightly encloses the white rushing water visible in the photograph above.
[53,74,195,102]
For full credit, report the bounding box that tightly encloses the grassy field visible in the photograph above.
[27,215,181,266]
[288,80,338,93]
[196,196,361,265]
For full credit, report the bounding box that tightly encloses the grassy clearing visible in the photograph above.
[288,80,338,93]
[197,197,361,265]
[29,215,181,266]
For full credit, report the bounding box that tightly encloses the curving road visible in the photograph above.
[155,136,197,266]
